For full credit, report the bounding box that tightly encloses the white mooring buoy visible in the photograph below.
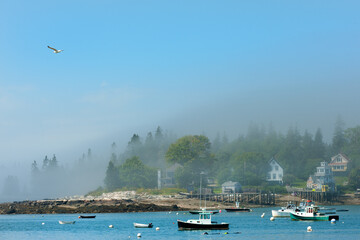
[270,217,275,221]
[156,227,160,231]
[307,226,312,232]
[137,233,142,238]
[109,225,114,228]
[261,213,265,218]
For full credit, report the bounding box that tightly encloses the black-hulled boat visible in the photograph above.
[225,202,252,212]
[78,215,96,219]
[178,211,229,230]
[225,208,251,212]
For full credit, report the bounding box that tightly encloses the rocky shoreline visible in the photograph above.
[0,191,358,215]
[0,199,181,215]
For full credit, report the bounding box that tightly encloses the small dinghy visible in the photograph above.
[133,222,153,228]
[59,221,76,224]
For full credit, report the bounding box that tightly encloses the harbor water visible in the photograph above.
[0,205,359,240]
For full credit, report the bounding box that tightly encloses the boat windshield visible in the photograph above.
[200,213,211,219]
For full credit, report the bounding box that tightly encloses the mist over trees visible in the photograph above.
[28,151,107,200]
[7,119,357,202]
[103,127,175,190]
[103,121,360,192]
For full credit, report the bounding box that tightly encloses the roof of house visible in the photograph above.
[329,153,350,165]
[221,181,241,187]
[268,157,283,168]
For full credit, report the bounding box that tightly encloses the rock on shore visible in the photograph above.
[0,199,181,215]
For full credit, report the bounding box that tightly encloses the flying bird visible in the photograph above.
[47,46,63,53]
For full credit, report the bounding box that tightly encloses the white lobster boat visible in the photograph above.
[271,202,298,217]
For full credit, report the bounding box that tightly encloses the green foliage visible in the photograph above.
[119,126,175,168]
[334,176,348,186]
[348,167,360,190]
[166,135,214,188]
[104,161,120,191]
[262,185,287,194]
[229,152,267,185]
[166,135,211,165]
[119,156,157,189]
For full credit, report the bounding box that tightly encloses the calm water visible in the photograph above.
[0,205,359,240]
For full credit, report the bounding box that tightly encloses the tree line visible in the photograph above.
[104,119,360,192]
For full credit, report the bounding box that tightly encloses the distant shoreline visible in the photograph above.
[0,192,358,215]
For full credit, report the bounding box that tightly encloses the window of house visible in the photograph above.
[341,165,344,169]
[275,166,279,171]
[337,157,341,162]
[273,173,276,179]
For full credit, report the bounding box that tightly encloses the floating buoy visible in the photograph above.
[137,233,141,238]
[156,227,160,231]
[109,225,114,228]
[331,219,336,224]
[219,210,222,213]
[41,222,45,225]
[176,212,179,215]
[307,226,312,232]
[261,213,265,218]
[270,217,275,221]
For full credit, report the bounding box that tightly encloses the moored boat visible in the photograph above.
[271,202,298,217]
[78,215,96,219]
[189,209,219,214]
[59,220,76,224]
[133,222,153,228]
[178,210,229,230]
[225,202,252,212]
[225,208,251,212]
[290,204,339,221]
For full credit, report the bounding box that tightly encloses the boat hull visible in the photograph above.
[290,212,339,221]
[177,220,229,230]
[225,208,251,212]
[189,210,219,214]
[59,221,76,224]
[79,215,96,219]
[271,209,292,217]
[133,223,153,228]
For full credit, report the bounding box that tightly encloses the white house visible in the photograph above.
[266,157,283,184]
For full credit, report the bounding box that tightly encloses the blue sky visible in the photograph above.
[1,0,360,168]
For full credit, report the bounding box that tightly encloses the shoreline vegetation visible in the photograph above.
[1,191,359,215]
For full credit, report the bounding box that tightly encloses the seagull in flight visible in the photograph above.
[47,46,63,53]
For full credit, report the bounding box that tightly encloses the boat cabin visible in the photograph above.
[305,205,319,214]
[187,211,213,224]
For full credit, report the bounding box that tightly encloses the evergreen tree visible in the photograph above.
[332,115,346,154]
[155,126,163,142]
[42,156,49,170]
[31,160,39,174]
[49,154,58,170]
[313,128,325,159]
[104,161,120,191]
